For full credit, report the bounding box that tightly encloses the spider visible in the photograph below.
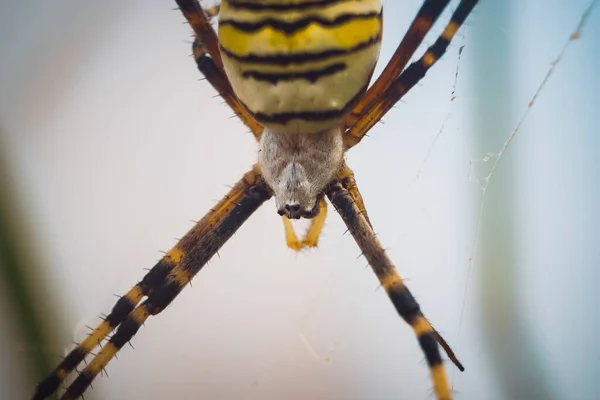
[32,1,478,399]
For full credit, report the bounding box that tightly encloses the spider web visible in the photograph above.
[453,2,599,400]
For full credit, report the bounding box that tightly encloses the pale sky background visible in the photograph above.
[0,1,599,399]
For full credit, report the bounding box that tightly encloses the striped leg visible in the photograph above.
[326,178,457,400]
[337,163,372,227]
[343,0,451,129]
[178,0,264,140]
[31,256,178,399]
[337,166,464,371]
[32,168,271,400]
[344,0,479,149]
[175,0,223,66]
[58,170,272,400]
[192,38,264,139]
[282,162,374,253]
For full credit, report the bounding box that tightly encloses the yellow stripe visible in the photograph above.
[219,17,380,58]
[56,368,67,380]
[431,364,452,400]
[218,0,382,133]
[411,315,434,337]
[78,321,112,352]
[423,51,437,67]
[76,285,143,351]
[165,247,185,264]
[380,273,403,292]
[85,342,119,377]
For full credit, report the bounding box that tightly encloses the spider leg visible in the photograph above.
[281,197,328,251]
[337,165,464,371]
[192,38,263,139]
[175,0,222,66]
[32,168,271,400]
[178,0,263,140]
[326,176,459,400]
[300,198,328,248]
[282,216,304,251]
[344,0,479,149]
[31,260,174,399]
[283,161,373,253]
[58,169,271,400]
[343,0,452,129]
[337,163,372,227]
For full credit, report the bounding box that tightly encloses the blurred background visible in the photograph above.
[1,1,598,399]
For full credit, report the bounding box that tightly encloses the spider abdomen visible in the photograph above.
[218,0,383,134]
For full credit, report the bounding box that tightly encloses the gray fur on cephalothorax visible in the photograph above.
[258,127,343,219]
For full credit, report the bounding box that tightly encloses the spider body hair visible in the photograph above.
[258,127,343,219]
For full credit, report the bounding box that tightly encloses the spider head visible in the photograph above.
[274,163,321,219]
[276,195,321,220]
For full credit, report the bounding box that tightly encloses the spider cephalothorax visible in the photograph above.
[33,1,478,399]
[259,127,343,219]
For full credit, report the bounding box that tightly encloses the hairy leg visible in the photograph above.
[175,0,222,66]
[178,1,263,140]
[337,163,372,227]
[344,0,451,129]
[327,178,459,400]
[344,0,479,149]
[191,37,263,138]
[337,165,464,370]
[56,169,271,400]
[32,168,271,400]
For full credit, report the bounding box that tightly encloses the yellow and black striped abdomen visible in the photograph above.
[218,0,383,134]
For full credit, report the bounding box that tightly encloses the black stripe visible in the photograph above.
[418,330,444,367]
[31,259,175,400]
[32,348,85,400]
[414,0,452,24]
[220,33,380,66]
[324,182,445,371]
[220,11,381,34]
[228,0,353,12]
[242,62,346,84]
[32,374,61,400]
[59,182,272,399]
[109,308,148,349]
[147,183,273,316]
[31,345,86,400]
[387,284,420,325]
[247,81,368,124]
[138,260,176,295]
[63,371,95,400]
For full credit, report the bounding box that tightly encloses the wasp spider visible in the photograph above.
[33,0,478,399]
